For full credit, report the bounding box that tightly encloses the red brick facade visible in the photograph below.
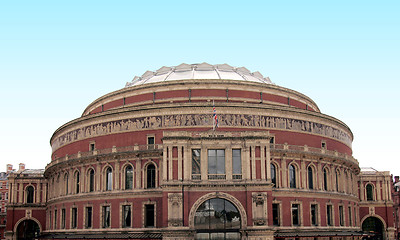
[4,64,396,240]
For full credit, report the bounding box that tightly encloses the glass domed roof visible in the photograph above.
[125,63,273,87]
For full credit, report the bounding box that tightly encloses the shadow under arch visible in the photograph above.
[15,218,41,240]
[361,216,384,240]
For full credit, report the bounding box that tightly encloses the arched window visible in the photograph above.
[106,167,112,191]
[366,184,374,201]
[26,186,34,203]
[194,198,241,239]
[74,171,80,194]
[125,165,133,190]
[64,173,69,195]
[89,169,95,192]
[271,163,277,187]
[308,166,314,190]
[146,164,156,189]
[336,170,340,192]
[289,164,296,188]
[323,168,328,191]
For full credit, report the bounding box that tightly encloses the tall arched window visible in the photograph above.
[271,163,277,187]
[64,173,69,195]
[366,184,374,201]
[106,167,113,191]
[125,165,133,190]
[75,171,80,194]
[308,166,314,190]
[336,170,340,192]
[289,164,296,188]
[323,168,328,191]
[89,169,95,192]
[26,186,34,203]
[146,164,156,189]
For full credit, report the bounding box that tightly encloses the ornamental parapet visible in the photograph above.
[46,144,163,171]
[271,143,359,166]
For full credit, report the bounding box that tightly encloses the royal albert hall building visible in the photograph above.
[5,63,396,240]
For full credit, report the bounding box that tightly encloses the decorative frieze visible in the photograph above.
[52,114,352,151]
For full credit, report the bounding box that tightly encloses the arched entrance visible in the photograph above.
[362,216,384,240]
[194,198,241,240]
[16,220,40,240]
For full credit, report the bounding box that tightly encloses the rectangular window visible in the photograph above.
[49,211,52,229]
[89,143,95,151]
[145,204,155,227]
[147,136,155,149]
[54,210,57,229]
[292,204,300,226]
[311,204,317,226]
[339,206,344,226]
[61,209,66,229]
[86,207,92,228]
[348,206,352,226]
[327,205,333,226]
[208,149,225,179]
[192,149,201,180]
[232,149,242,179]
[71,208,77,229]
[122,205,132,228]
[103,206,111,228]
[272,203,280,226]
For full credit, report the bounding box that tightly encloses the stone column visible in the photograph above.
[201,148,207,180]
[251,145,256,180]
[244,145,251,180]
[163,146,168,182]
[36,182,41,203]
[136,159,141,188]
[226,145,232,180]
[96,163,101,191]
[281,158,287,188]
[114,161,120,190]
[178,145,183,180]
[183,145,190,180]
[260,146,266,180]
[301,160,306,189]
[168,146,173,181]
[266,145,271,181]
[377,181,382,201]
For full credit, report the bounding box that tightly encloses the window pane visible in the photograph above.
[232,149,241,175]
[125,166,133,190]
[123,205,131,227]
[311,204,317,226]
[147,164,156,189]
[192,149,201,175]
[89,169,95,192]
[289,165,296,188]
[292,204,299,226]
[106,168,112,191]
[308,167,313,190]
[103,206,110,228]
[271,164,276,187]
[145,204,155,227]
[208,150,217,174]
[272,203,279,226]
[86,207,92,228]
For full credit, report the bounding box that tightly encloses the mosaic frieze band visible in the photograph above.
[52,114,352,151]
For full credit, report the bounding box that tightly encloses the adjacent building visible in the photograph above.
[4,63,397,240]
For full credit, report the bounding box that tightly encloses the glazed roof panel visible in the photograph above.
[125,63,273,87]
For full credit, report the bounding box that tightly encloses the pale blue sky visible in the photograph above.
[0,1,399,176]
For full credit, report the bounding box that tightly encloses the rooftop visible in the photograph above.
[125,63,273,87]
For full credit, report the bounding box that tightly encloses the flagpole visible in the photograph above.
[212,100,215,132]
